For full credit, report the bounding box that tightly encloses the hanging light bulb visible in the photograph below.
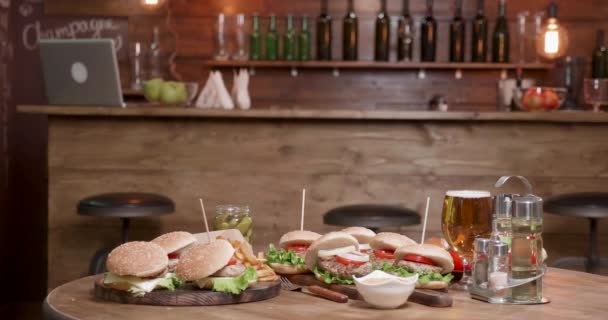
[141,0,164,8]
[536,1,568,60]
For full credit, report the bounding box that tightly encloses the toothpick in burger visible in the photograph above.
[176,239,257,294]
[341,226,376,253]
[151,231,197,272]
[369,232,417,268]
[383,244,454,289]
[103,241,183,297]
[305,231,372,285]
[266,230,321,274]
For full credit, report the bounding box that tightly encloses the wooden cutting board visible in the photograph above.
[285,274,453,308]
[94,277,281,306]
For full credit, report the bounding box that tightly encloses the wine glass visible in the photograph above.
[441,190,493,290]
[584,78,608,112]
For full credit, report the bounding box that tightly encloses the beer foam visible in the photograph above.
[446,190,491,198]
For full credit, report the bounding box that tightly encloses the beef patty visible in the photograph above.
[318,256,372,278]
[396,260,443,274]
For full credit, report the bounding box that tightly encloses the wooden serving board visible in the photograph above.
[94,277,281,306]
[285,274,453,308]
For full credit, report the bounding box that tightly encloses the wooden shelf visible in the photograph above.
[202,60,553,70]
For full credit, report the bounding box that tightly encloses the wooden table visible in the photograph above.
[44,268,608,320]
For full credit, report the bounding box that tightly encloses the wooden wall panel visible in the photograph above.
[47,117,608,287]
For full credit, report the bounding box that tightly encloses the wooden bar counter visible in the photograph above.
[18,105,608,289]
[44,268,608,320]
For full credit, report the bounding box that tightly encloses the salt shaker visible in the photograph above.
[472,238,492,290]
[488,240,509,301]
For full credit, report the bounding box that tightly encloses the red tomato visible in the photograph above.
[168,252,179,260]
[449,250,464,271]
[286,245,309,253]
[360,249,370,253]
[373,249,395,260]
[542,90,560,110]
[522,88,544,111]
[403,254,436,266]
[336,255,367,266]
[227,257,238,266]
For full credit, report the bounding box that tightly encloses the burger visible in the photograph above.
[369,232,417,268]
[176,239,257,294]
[103,241,183,296]
[151,231,197,272]
[305,231,372,285]
[385,244,455,289]
[341,227,376,253]
[266,230,321,274]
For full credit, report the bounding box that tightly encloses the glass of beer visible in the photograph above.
[441,190,493,289]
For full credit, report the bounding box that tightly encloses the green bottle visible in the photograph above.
[265,15,278,60]
[343,0,358,60]
[283,15,296,60]
[250,14,262,60]
[298,16,311,60]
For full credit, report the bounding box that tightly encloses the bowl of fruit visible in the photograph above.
[143,78,199,106]
[512,86,567,111]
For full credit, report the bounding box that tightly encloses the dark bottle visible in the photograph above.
[449,0,465,62]
[592,30,607,78]
[299,16,312,61]
[397,0,413,61]
[249,14,262,60]
[374,0,390,61]
[343,0,358,60]
[510,66,523,110]
[317,0,332,60]
[471,0,488,62]
[265,15,279,60]
[420,0,437,62]
[283,15,296,60]
[492,0,510,63]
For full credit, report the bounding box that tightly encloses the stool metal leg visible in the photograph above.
[121,217,131,243]
[588,218,599,273]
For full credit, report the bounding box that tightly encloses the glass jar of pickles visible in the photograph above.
[213,205,253,243]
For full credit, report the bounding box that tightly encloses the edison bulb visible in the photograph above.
[536,2,569,60]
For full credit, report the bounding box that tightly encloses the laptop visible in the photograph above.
[39,39,125,107]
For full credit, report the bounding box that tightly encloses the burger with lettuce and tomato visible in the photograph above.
[305,231,372,285]
[380,243,454,289]
[266,230,322,274]
[341,226,376,253]
[369,232,417,268]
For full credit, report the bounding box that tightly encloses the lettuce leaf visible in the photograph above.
[104,272,183,297]
[313,266,354,285]
[266,244,306,269]
[209,267,257,294]
[375,263,453,285]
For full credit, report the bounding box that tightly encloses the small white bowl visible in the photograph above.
[353,270,419,309]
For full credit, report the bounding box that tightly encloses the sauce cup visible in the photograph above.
[353,270,418,309]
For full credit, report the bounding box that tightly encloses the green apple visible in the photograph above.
[160,81,187,105]
[144,78,164,102]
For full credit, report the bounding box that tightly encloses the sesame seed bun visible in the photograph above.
[106,241,168,278]
[341,227,376,244]
[370,232,417,251]
[268,263,309,275]
[305,231,359,271]
[175,239,235,281]
[151,231,197,254]
[394,243,454,274]
[278,230,322,249]
[417,280,449,290]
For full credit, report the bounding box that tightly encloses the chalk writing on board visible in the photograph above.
[22,18,124,53]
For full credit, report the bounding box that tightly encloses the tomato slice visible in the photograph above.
[168,252,179,260]
[360,249,370,253]
[227,257,238,266]
[286,245,309,253]
[448,250,464,271]
[373,249,395,260]
[403,254,436,266]
[336,255,367,266]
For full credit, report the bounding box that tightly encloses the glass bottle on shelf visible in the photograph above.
[130,41,145,90]
[148,26,163,79]
[592,30,607,78]
[343,0,358,61]
[265,14,279,60]
[299,16,311,61]
[374,0,390,61]
[215,13,229,60]
[397,0,413,62]
[233,14,247,61]
[450,0,465,62]
[317,0,332,60]
[471,0,488,62]
[283,15,297,61]
[516,11,529,64]
[421,0,437,62]
[492,0,510,63]
[250,14,262,60]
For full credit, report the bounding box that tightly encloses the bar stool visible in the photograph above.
[78,192,175,275]
[545,192,608,274]
[323,204,420,233]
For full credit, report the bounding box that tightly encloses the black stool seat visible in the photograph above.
[324,204,420,232]
[545,192,608,274]
[78,192,175,218]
